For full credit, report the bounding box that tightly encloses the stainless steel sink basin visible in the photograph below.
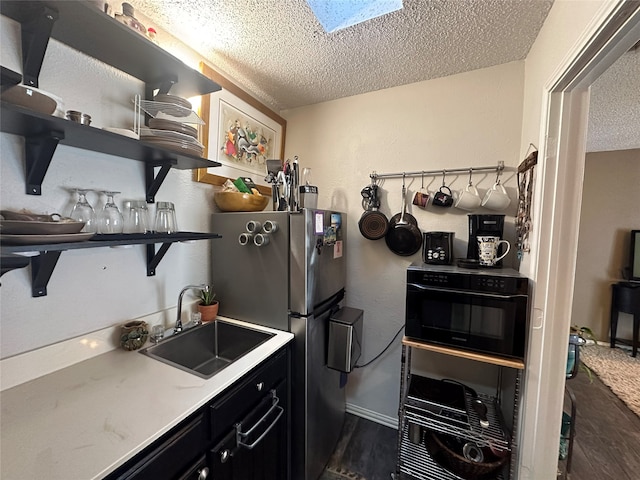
[140,321,274,379]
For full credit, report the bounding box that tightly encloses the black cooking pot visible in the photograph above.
[385,185,422,256]
[359,184,388,240]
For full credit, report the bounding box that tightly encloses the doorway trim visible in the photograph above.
[522,1,640,478]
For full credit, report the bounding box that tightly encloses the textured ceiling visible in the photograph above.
[587,48,640,153]
[133,0,553,111]
[131,0,637,154]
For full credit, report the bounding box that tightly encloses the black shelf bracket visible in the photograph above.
[31,251,62,297]
[0,255,30,284]
[20,4,59,88]
[25,130,64,195]
[145,164,173,203]
[145,75,179,99]
[147,243,173,276]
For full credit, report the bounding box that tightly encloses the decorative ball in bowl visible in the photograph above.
[120,320,149,351]
[214,191,269,212]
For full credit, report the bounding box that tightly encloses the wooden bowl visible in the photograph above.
[214,192,270,212]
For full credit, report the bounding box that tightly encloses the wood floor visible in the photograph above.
[320,364,640,480]
[320,413,397,480]
[560,361,640,480]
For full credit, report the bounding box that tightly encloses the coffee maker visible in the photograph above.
[467,214,506,265]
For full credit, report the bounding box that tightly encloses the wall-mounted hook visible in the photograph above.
[468,168,473,185]
[442,170,446,186]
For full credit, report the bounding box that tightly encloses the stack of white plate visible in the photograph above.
[142,94,204,157]
[140,126,204,157]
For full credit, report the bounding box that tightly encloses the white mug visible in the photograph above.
[477,236,510,266]
[454,184,482,211]
[481,182,511,211]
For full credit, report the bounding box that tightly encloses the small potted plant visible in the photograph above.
[197,287,219,322]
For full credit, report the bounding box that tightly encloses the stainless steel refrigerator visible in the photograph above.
[211,209,347,480]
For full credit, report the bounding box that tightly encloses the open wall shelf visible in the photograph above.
[0,232,222,297]
[0,0,222,199]
[0,1,220,97]
[0,102,221,199]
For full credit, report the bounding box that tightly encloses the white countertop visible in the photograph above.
[0,318,293,480]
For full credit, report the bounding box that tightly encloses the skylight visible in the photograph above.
[306,0,403,33]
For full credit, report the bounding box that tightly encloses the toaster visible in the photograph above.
[423,232,454,264]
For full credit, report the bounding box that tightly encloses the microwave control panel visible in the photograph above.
[407,263,528,295]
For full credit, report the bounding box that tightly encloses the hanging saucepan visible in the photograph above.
[385,180,423,256]
[359,183,389,240]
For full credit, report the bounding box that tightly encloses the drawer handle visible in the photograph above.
[220,449,231,463]
[256,381,264,391]
[235,389,284,450]
[197,466,210,479]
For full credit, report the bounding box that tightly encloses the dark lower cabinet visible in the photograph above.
[209,348,290,480]
[104,347,289,480]
[209,379,289,480]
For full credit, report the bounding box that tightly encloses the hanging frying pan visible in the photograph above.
[385,181,422,256]
[359,184,389,240]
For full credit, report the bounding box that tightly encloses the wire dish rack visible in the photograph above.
[398,422,506,480]
[404,390,511,453]
[134,95,205,125]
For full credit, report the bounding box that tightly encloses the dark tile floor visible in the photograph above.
[323,360,640,480]
[319,413,398,480]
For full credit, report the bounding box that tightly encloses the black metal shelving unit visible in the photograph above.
[0,232,221,297]
[393,340,523,480]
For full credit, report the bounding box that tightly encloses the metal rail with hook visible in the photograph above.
[369,161,506,183]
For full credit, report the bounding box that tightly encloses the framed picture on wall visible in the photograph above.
[194,62,287,194]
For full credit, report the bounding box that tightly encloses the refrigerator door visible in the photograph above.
[291,304,345,480]
[212,211,291,331]
[290,209,346,316]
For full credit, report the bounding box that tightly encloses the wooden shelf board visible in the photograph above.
[402,337,525,369]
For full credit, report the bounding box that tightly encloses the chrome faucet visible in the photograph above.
[175,284,209,334]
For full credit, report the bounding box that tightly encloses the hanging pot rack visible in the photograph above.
[369,161,505,183]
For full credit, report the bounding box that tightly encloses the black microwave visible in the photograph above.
[405,263,529,360]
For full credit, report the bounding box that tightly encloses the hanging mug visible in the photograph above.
[477,236,510,266]
[481,182,511,211]
[432,185,453,207]
[412,172,430,208]
[454,183,482,211]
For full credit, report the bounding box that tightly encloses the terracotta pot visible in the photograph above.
[198,301,219,322]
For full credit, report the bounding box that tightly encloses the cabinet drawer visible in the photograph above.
[210,347,288,442]
[105,412,208,480]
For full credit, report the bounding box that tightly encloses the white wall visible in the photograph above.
[282,61,525,420]
[517,1,624,478]
[0,16,217,358]
[571,149,640,340]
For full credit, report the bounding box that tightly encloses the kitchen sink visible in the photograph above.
[140,320,274,379]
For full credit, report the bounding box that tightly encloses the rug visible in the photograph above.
[580,344,640,417]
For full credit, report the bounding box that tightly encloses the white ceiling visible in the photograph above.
[587,48,640,153]
[134,0,553,111]
[132,0,638,153]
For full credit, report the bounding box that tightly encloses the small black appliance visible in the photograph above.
[467,214,505,265]
[423,231,454,265]
[405,263,529,360]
